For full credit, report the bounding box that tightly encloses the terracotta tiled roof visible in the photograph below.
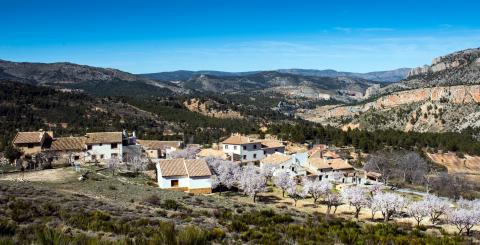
[323,151,340,159]
[261,153,291,165]
[49,137,85,151]
[157,158,211,177]
[85,132,122,144]
[261,139,284,149]
[197,148,227,159]
[184,159,212,177]
[13,131,45,144]
[158,159,187,177]
[137,140,182,151]
[222,135,260,145]
[309,158,333,170]
[329,159,354,170]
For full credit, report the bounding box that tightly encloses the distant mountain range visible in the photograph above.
[141,68,410,83]
[0,59,391,101]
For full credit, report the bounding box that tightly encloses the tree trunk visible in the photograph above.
[355,207,361,219]
[253,194,256,203]
[282,190,285,197]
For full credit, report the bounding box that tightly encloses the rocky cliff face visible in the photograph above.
[368,48,480,98]
[298,84,480,133]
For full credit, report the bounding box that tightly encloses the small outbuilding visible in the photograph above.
[156,158,212,194]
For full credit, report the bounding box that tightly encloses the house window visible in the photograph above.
[275,149,278,152]
[111,153,118,158]
[74,156,80,160]
[281,166,284,169]
[291,167,294,171]
[253,154,257,159]
[87,145,92,150]
[253,144,257,149]
[27,143,34,148]
[234,146,238,150]
[224,145,228,149]
[243,155,246,160]
[264,150,266,155]
[100,154,104,159]
[171,180,179,187]
[111,143,117,149]
[99,143,103,146]
[243,145,246,150]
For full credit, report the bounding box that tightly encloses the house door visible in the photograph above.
[171,180,179,187]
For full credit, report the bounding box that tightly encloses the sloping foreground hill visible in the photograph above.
[0,168,466,244]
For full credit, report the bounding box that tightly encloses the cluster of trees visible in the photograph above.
[125,97,259,144]
[206,158,480,236]
[268,122,480,155]
[364,150,478,199]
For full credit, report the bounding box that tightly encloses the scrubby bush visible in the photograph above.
[177,225,208,245]
[161,199,182,211]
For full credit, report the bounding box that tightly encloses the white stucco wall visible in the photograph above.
[189,176,212,189]
[222,143,265,162]
[85,143,122,161]
[156,164,212,189]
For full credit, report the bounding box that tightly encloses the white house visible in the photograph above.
[84,132,124,162]
[221,135,286,164]
[260,152,308,176]
[221,135,265,163]
[156,158,212,194]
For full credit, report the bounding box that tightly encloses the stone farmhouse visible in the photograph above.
[12,131,52,156]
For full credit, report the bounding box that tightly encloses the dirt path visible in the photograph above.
[0,168,76,182]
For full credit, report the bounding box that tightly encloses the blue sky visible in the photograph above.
[1,0,480,73]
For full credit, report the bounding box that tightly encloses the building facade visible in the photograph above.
[84,132,124,162]
[156,158,212,194]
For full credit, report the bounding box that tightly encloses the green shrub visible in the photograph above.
[161,199,182,211]
[143,195,162,206]
[230,220,248,232]
[208,227,225,241]
[0,219,16,236]
[177,225,208,245]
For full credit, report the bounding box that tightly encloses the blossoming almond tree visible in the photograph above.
[303,179,331,206]
[407,200,430,226]
[286,179,305,207]
[325,190,342,216]
[424,194,450,225]
[372,192,406,222]
[341,186,369,219]
[447,208,480,236]
[238,165,266,203]
[274,170,292,197]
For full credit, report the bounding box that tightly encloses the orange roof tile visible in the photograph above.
[13,131,45,144]
[49,137,85,151]
[85,132,122,144]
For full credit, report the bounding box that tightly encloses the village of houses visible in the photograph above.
[2,130,382,197]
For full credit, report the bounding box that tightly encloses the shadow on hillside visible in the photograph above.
[258,194,282,204]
